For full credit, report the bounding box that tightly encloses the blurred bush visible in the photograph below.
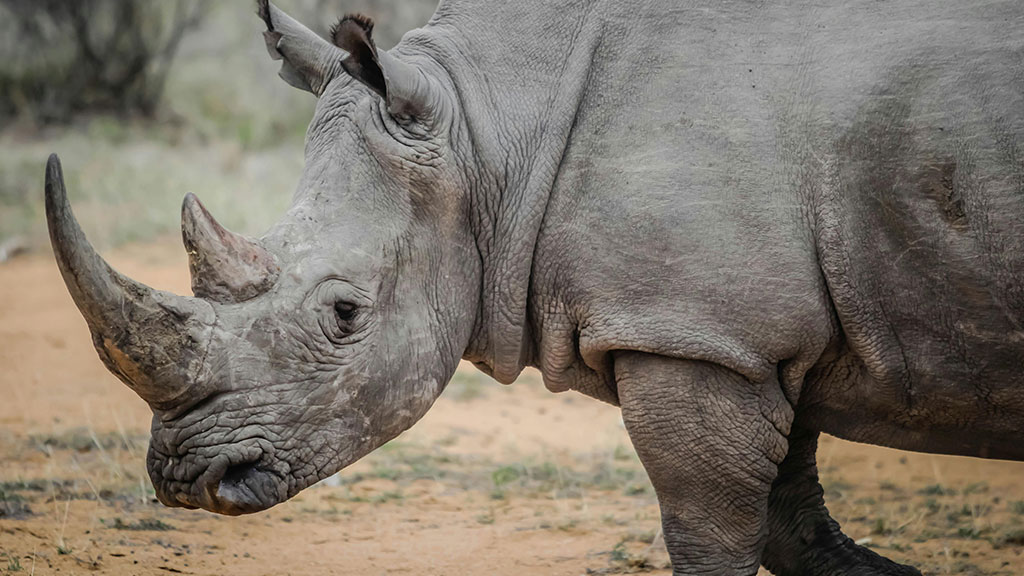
[0,0,207,124]
[0,0,439,252]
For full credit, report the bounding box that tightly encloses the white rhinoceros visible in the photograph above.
[45,1,1024,574]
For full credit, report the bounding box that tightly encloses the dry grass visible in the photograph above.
[2,364,1024,575]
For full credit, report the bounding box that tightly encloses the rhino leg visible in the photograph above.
[761,427,922,576]
[615,352,793,576]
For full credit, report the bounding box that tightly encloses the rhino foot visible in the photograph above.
[762,427,923,576]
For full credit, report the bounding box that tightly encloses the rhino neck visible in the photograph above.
[398,0,605,383]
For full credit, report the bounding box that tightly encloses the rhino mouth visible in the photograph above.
[151,442,291,515]
[208,460,287,515]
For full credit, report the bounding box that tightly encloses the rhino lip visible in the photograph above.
[191,455,287,515]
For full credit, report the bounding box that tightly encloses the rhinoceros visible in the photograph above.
[44,0,1024,574]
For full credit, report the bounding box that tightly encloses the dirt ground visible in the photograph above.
[1,242,1023,576]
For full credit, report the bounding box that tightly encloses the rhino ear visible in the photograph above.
[257,0,344,96]
[331,15,437,119]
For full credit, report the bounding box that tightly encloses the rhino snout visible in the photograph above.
[203,460,287,515]
[149,440,290,515]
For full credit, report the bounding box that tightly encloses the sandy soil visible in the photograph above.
[1,243,1023,575]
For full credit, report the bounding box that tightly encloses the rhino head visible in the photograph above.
[45,2,482,515]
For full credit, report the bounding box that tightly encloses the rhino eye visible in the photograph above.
[312,280,371,345]
[333,301,359,332]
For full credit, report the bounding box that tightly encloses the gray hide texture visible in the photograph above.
[45,1,1024,574]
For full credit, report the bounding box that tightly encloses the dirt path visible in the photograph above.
[1,244,1023,575]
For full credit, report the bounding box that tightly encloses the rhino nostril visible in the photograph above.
[222,461,259,486]
[181,453,284,515]
[210,458,280,515]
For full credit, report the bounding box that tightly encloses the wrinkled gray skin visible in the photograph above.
[45,1,1024,574]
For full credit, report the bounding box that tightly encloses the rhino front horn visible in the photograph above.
[181,193,278,303]
[45,154,214,410]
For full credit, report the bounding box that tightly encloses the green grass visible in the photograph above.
[879,481,901,492]
[371,490,404,504]
[991,527,1024,548]
[29,428,146,453]
[107,517,176,531]
[962,482,989,495]
[492,465,523,487]
[917,484,956,496]
[600,530,665,574]
[871,517,891,536]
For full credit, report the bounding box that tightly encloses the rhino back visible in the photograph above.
[526,0,1024,451]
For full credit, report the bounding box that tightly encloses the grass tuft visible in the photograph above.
[107,517,176,531]
[917,484,955,496]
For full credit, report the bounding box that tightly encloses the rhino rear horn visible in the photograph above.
[181,193,279,303]
[45,154,213,410]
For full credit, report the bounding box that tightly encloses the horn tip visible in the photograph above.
[182,192,200,212]
[182,192,214,223]
[44,153,69,224]
[45,153,64,193]
[181,192,210,229]
[181,194,198,244]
